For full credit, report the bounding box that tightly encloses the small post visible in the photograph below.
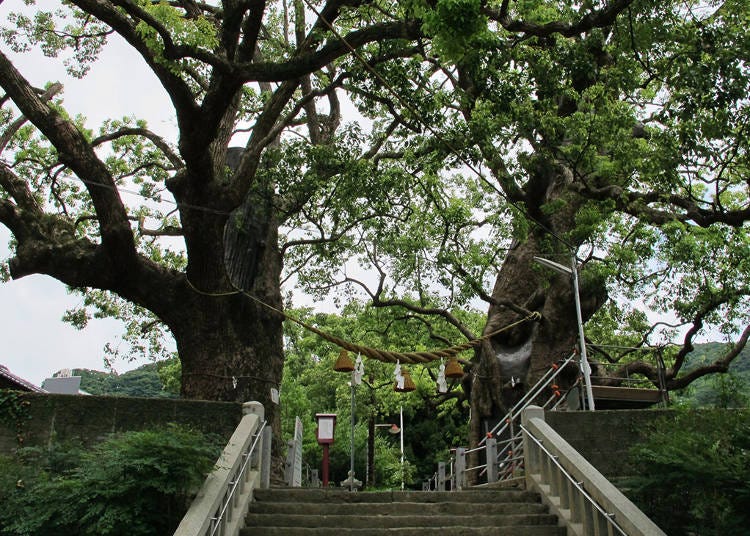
[310,469,320,488]
[521,405,545,489]
[449,454,454,491]
[261,426,272,489]
[243,401,265,419]
[486,437,498,483]
[242,401,270,488]
[321,444,330,487]
[285,439,295,485]
[437,462,446,491]
[455,447,467,491]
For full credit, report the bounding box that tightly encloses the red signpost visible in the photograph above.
[315,413,337,487]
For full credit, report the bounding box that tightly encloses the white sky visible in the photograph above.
[1,0,176,386]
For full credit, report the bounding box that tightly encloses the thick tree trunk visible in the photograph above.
[174,289,285,459]
[168,220,286,475]
[167,153,286,473]
[469,164,607,450]
[174,292,284,407]
[470,239,579,444]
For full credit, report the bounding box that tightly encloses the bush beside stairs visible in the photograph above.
[242,488,566,535]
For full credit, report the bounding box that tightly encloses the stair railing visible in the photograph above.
[174,401,270,536]
[521,405,667,536]
[450,353,578,487]
[481,352,577,447]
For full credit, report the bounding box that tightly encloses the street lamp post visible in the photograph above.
[349,378,356,487]
[371,422,400,488]
[533,254,596,411]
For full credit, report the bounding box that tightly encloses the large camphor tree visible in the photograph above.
[287,0,750,448]
[0,0,425,437]
[1,0,748,456]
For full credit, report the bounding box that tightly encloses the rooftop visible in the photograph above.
[0,364,46,393]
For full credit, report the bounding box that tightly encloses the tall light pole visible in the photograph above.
[533,254,596,411]
[399,404,405,490]
[350,378,356,485]
[347,355,364,490]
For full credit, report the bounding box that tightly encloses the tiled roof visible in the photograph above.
[0,364,46,393]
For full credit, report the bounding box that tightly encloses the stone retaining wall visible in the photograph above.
[545,408,740,478]
[2,393,738,481]
[0,392,243,453]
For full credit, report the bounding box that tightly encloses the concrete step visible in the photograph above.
[243,489,565,536]
[250,501,548,516]
[252,488,543,504]
[241,528,566,536]
[245,512,560,529]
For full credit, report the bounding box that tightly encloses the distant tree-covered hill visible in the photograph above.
[684,342,750,374]
[64,363,176,398]
[674,342,750,408]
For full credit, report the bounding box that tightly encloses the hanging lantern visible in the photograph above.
[333,349,355,372]
[395,367,416,392]
[445,357,464,379]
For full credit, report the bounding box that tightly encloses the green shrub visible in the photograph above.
[627,409,750,536]
[0,424,222,536]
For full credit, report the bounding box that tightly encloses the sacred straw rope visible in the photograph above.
[281,310,540,364]
[185,278,541,365]
[239,290,541,365]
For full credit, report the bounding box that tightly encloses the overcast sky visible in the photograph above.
[1,0,176,386]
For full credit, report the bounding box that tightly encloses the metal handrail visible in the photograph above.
[209,420,267,536]
[445,353,579,488]
[480,353,577,446]
[465,464,487,473]
[521,423,627,536]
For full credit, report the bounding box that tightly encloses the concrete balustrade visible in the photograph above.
[174,401,270,536]
[521,406,666,536]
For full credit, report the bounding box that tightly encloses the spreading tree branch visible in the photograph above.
[0,50,136,258]
[488,0,636,38]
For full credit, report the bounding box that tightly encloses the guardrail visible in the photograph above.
[481,353,577,447]
[174,401,271,536]
[521,405,666,536]
[447,354,577,488]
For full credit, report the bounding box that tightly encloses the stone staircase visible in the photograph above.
[242,488,566,535]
